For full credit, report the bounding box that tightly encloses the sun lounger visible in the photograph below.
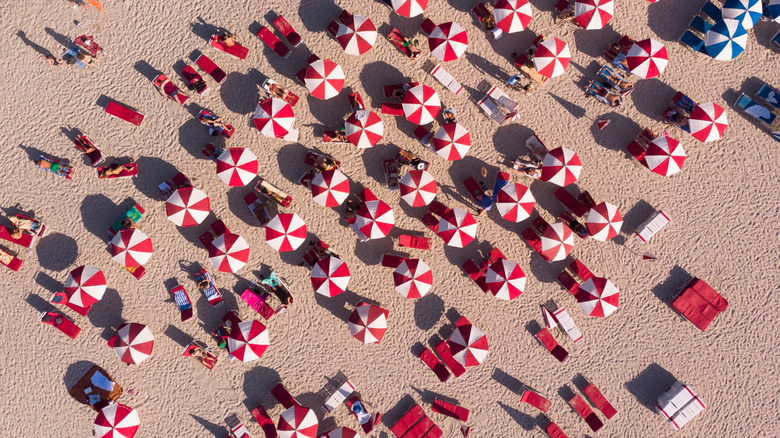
[569,394,603,432]
[434,340,466,377]
[557,271,579,295]
[679,30,707,54]
[521,227,546,259]
[532,216,549,234]
[569,259,593,282]
[180,65,208,95]
[488,85,518,111]
[463,177,492,212]
[257,26,291,59]
[157,172,192,198]
[273,15,302,47]
[431,398,469,421]
[226,414,253,438]
[420,18,436,36]
[402,415,441,438]
[194,269,223,307]
[479,247,506,272]
[338,10,352,23]
[420,347,451,382]
[545,421,569,438]
[584,382,618,420]
[39,311,81,339]
[472,3,503,40]
[383,159,401,191]
[397,149,430,171]
[382,102,405,116]
[170,285,193,322]
[520,390,551,413]
[96,162,138,179]
[381,253,405,268]
[251,405,278,438]
[0,226,34,248]
[153,74,189,106]
[421,213,440,233]
[525,135,549,161]
[346,396,380,434]
[735,94,778,126]
[262,79,299,106]
[462,260,489,293]
[427,200,449,217]
[699,0,722,22]
[196,53,227,84]
[477,94,516,125]
[255,177,292,208]
[399,234,431,250]
[413,126,434,151]
[183,341,218,370]
[73,135,104,166]
[656,381,706,430]
[534,328,569,362]
[321,378,356,413]
[50,290,92,315]
[553,187,589,216]
[108,203,144,239]
[757,84,780,110]
[688,16,713,36]
[210,35,249,60]
[326,20,340,37]
[634,210,671,243]
[244,193,271,227]
[429,64,464,95]
[388,28,420,59]
[671,277,728,331]
[626,141,648,166]
[390,404,426,438]
[198,109,235,138]
[553,307,583,343]
[105,101,144,126]
[304,151,341,170]
[271,383,299,409]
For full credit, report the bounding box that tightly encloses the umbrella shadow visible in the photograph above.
[163,324,193,348]
[220,70,264,115]
[650,265,692,307]
[86,288,124,340]
[177,117,218,160]
[630,78,677,121]
[381,394,419,429]
[131,59,160,82]
[132,157,180,201]
[624,363,677,412]
[314,288,369,322]
[360,143,399,186]
[36,233,79,272]
[25,292,58,314]
[413,292,445,331]
[571,25,621,59]
[588,111,640,155]
[491,367,528,396]
[647,1,701,41]
[358,60,405,110]
[189,17,223,42]
[63,360,98,389]
[352,235,396,265]
[297,0,342,33]
[619,199,655,236]
[241,365,283,411]
[78,194,126,242]
[464,52,509,83]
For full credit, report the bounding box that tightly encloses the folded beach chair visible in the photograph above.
[257,26,291,59]
[96,162,138,179]
[433,340,466,377]
[520,389,552,413]
[0,226,34,248]
[671,277,728,331]
[251,405,278,438]
[226,414,253,438]
[180,65,208,95]
[170,285,193,322]
[108,203,144,239]
[194,269,223,307]
[534,328,569,362]
[431,398,469,422]
[545,421,569,438]
[210,35,249,60]
[153,74,189,106]
[346,396,381,434]
[105,101,144,126]
[391,404,426,438]
[568,394,604,432]
[273,15,302,47]
[73,134,104,166]
[656,380,706,430]
[420,18,437,36]
[420,347,451,382]
[399,234,432,250]
[634,210,671,243]
[584,382,618,420]
[462,260,489,293]
[381,253,405,268]
[196,53,227,84]
[271,383,300,409]
[472,3,503,40]
[321,378,356,413]
[255,177,293,208]
[182,341,218,370]
[757,84,780,110]
[736,94,778,126]
[39,311,81,339]
[553,307,583,343]
[553,187,589,216]
[244,193,271,227]
[429,64,464,95]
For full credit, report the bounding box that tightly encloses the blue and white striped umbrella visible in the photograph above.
[722,0,762,29]
[705,19,748,61]
[767,0,780,24]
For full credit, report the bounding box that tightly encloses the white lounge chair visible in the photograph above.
[552,307,583,343]
[321,379,356,413]
[656,381,706,430]
[429,64,464,95]
[635,210,671,243]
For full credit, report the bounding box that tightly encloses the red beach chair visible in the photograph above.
[73,134,104,166]
[557,271,580,294]
[671,278,728,331]
[153,74,189,106]
[390,404,426,438]
[545,421,569,438]
[381,102,405,116]
[462,260,489,293]
[170,285,193,322]
[271,383,299,409]
[105,101,144,126]
[420,347,451,382]
[0,226,34,248]
[196,53,227,84]
[584,382,618,420]
[245,193,271,227]
[182,341,218,370]
[255,177,293,207]
[257,26,291,59]
[180,65,208,95]
[520,390,551,413]
[420,18,436,36]
[39,311,81,339]
[273,16,302,47]
[569,394,603,432]
[569,259,593,282]
[434,340,466,377]
[399,235,432,250]
[209,35,249,60]
[346,396,381,434]
[534,328,569,363]
[251,405,278,438]
[381,253,405,268]
[626,141,648,166]
[431,398,469,422]
[521,227,547,259]
[553,187,590,216]
[96,162,138,179]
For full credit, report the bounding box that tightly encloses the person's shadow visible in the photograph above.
[44,27,72,48]
[17,31,53,57]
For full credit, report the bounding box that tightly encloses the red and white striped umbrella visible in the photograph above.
[165,187,210,227]
[322,427,359,438]
[575,0,614,29]
[576,276,619,317]
[393,258,433,298]
[402,85,441,125]
[485,259,526,301]
[112,322,154,365]
[216,148,259,187]
[94,404,140,438]
[541,147,581,186]
[311,255,351,297]
[533,37,571,79]
[355,199,395,239]
[689,102,728,142]
[278,406,319,438]
[209,233,250,273]
[266,213,307,251]
[348,302,389,343]
[305,59,345,100]
[391,0,428,17]
[311,169,350,207]
[253,98,295,138]
[494,0,533,33]
[645,135,686,176]
[227,319,269,362]
[626,38,668,79]
[110,229,153,268]
[64,265,106,308]
[428,21,468,62]
[432,123,471,161]
[540,222,575,261]
[438,208,478,248]
[337,14,377,56]
[495,183,535,223]
[400,170,437,207]
[345,110,383,148]
[448,323,488,367]
[586,202,623,242]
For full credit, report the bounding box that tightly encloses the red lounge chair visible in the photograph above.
[105,101,144,126]
[271,383,299,409]
[671,278,728,331]
[381,253,405,268]
[326,20,340,37]
[257,26,291,59]
[346,396,380,434]
[180,65,208,95]
[153,74,189,106]
[50,291,92,316]
[256,178,293,207]
[348,92,365,112]
[209,35,249,60]
[273,16,302,47]
[534,328,569,363]
[338,10,352,22]
[251,405,278,438]
[73,134,104,166]
[420,213,439,234]
[521,227,546,259]
[520,390,551,413]
[557,271,580,294]
[420,347,451,382]
[39,311,81,339]
[0,226,34,248]
[196,53,227,84]
[420,18,436,36]
[479,247,506,272]
[532,216,549,234]
[170,285,193,322]
[584,383,618,420]
[245,193,271,227]
[96,162,138,179]
[304,151,341,170]
[434,340,466,377]
[399,234,432,250]
[381,102,405,116]
[431,398,469,421]
[569,394,603,432]
[545,421,569,438]
[569,259,593,281]
[182,341,218,370]
[390,404,426,438]
[462,260,489,293]
[428,200,449,217]
[626,141,648,166]
[553,187,589,216]
[384,82,420,98]
[472,3,503,40]
[404,415,440,438]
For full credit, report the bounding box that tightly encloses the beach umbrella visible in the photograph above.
[705,19,747,61]
[645,135,686,176]
[432,123,471,161]
[337,14,377,55]
[485,259,526,301]
[533,37,571,79]
[209,233,250,273]
[768,0,780,23]
[110,229,152,268]
[402,85,441,125]
[216,148,258,187]
[494,0,533,33]
[278,406,319,438]
[311,169,350,207]
[348,303,389,343]
[428,21,468,62]
[575,0,614,29]
[266,213,307,251]
[112,322,154,365]
[393,258,433,298]
[304,59,345,100]
[448,323,488,367]
[576,277,620,317]
[355,199,395,239]
[626,38,668,79]
[540,222,574,261]
[165,187,210,227]
[400,170,437,207]
[94,404,140,438]
[311,255,350,297]
[689,102,728,142]
[391,0,428,17]
[495,183,535,223]
[722,0,762,30]
[585,202,623,242]
[541,147,582,187]
[253,98,295,138]
[227,319,269,362]
[438,208,478,248]
[345,110,383,148]
[322,427,359,438]
[63,265,106,308]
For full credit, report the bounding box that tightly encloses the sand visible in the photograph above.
[2,0,779,436]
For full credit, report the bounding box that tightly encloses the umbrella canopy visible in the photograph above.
[485,259,526,301]
[722,0,762,30]
[337,14,377,55]
[348,303,389,344]
[165,187,210,227]
[495,183,535,223]
[541,147,582,186]
[311,256,350,297]
[110,229,152,267]
[209,233,250,273]
[438,209,478,248]
[494,0,533,33]
[355,199,395,239]
[540,222,575,261]
[393,258,433,298]
[345,110,383,148]
[432,123,471,161]
[311,169,350,207]
[305,59,345,100]
[576,277,620,317]
[428,21,468,62]
[322,427,359,438]
[689,102,728,142]
[266,213,307,251]
[768,0,780,23]
[227,319,269,362]
[64,265,106,308]
[278,406,319,438]
[253,98,295,138]
[391,0,428,17]
[575,0,614,29]
[113,322,154,365]
[533,37,571,79]
[400,170,437,207]
[626,38,668,79]
[402,85,441,125]
[705,19,747,61]
[448,323,488,367]
[645,135,686,176]
[94,404,140,438]
[216,148,259,187]
[585,202,623,242]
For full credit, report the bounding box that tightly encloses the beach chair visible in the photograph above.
[569,259,593,282]
[463,177,492,212]
[257,26,291,59]
[634,210,671,243]
[556,271,580,295]
[671,277,728,331]
[735,94,777,126]
[170,285,193,322]
[553,187,589,216]
[462,260,489,293]
[73,134,104,166]
[271,383,299,409]
[545,421,569,438]
[381,102,405,116]
[255,177,293,208]
[382,159,401,191]
[626,141,648,166]
[757,84,780,110]
[427,200,449,217]
[656,381,706,430]
[398,235,431,250]
[68,365,123,411]
[772,31,780,51]
[553,308,583,343]
[479,248,506,272]
[514,54,550,85]
[346,396,381,434]
[521,227,547,259]
[434,340,466,377]
[196,53,227,84]
[429,64,464,95]
[180,65,208,95]
[304,151,341,171]
[472,3,503,39]
[431,398,469,421]
[420,18,437,36]
[108,203,144,239]
[251,405,278,438]
[96,162,138,179]
[688,16,713,36]
[244,193,271,227]
[488,85,518,111]
[397,149,430,171]
[193,269,223,307]
[534,328,569,362]
[699,0,722,22]
[35,155,74,179]
[584,382,618,420]
[679,30,707,54]
[0,226,34,248]
[419,213,439,234]
[420,347,451,382]
[105,101,144,126]
[326,20,340,37]
[477,94,515,125]
[387,28,416,58]
[157,172,192,198]
[262,79,299,106]
[39,311,81,339]
[520,390,551,413]
[569,394,603,432]
[182,341,218,370]
[321,378,356,413]
[153,74,189,106]
[391,404,425,437]
[273,15,302,47]
[380,253,405,268]
[226,414,253,438]
[525,135,549,161]
[210,35,249,60]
